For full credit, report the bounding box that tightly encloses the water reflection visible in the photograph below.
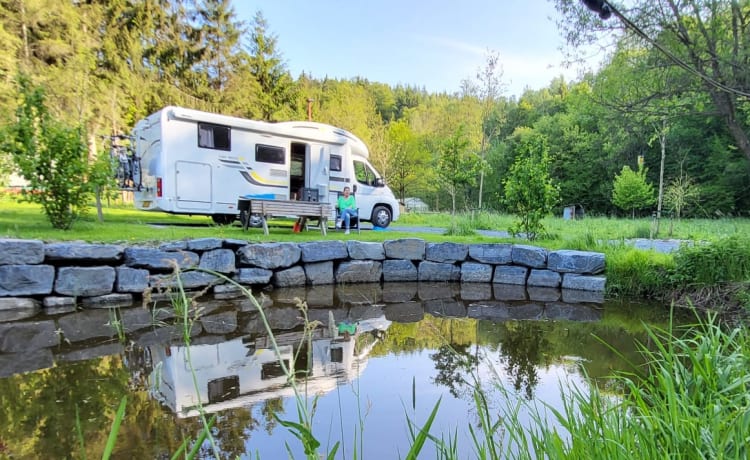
[0,283,676,459]
[147,315,391,418]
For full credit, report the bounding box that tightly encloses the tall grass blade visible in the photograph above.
[405,397,441,460]
[101,396,127,460]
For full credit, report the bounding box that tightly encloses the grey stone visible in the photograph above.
[382,259,418,282]
[273,266,306,287]
[0,320,59,352]
[300,241,348,263]
[133,323,202,347]
[55,266,115,297]
[0,239,44,265]
[58,309,117,342]
[212,284,245,299]
[0,349,54,377]
[305,261,334,285]
[57,343,125,362]
[468,301,544,321]
[348,304,386,321]
[305,285,334,307]
[222,238,251,249]
[347,241,385,260]
[238,243,301,269]
[418,282,459,301]
[336,260,382,283]
[272,286,309,306]
[81,293,134,309]
[382,282,417,303]
[424,299,466,318]
[234,268,273,285]
[0,264,54,296]
[200,311,238,334]
[418,261,461,282]
[493,265,528,285]
[460,283,493,301]
[158,240,188,251]
[511,245,547,268]
[468,243,512,264]
[384,301,424,323]
[187,237,223,251]
[384,238,425,260]
[548,250,605,275]
[115,267,150,293]
[493,283,528,301]
[561,289,605,304]
[562,274,606,292]
[150,271,221,289]
[199,249,237,274]
[43,296,77,314]
[461,262,493,283]
[527,269,561,288]
[0,298,41,322]
[120,307,158,333]
[545,302,602,322]
[426,242,468,263]
[336,283,382,307]
[527,287,561,302]
[44,243,123,263]
[243,306,302,332]
[124,247,199,271]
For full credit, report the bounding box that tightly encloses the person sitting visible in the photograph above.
[337,186,358,235]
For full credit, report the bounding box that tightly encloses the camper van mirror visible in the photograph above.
[373,177,385,187]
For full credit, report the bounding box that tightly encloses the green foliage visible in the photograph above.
[671,235,750,286]
[503,128,559,240]
[1,76,91,229]
[488,314,750,460]
[436,126,486,214]
[612,165,656,217]
[664,173,701,219]
[604,246,675,298]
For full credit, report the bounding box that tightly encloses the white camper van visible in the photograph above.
[130,106,400,227]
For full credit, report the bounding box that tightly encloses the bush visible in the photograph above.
[671,235,750,286]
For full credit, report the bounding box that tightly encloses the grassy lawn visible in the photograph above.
[3,194,750,246]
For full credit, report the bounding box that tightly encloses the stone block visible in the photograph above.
[548,250,605,274]
[238,243,301,269]
[273,266,306,287]
[0,320,59,352]
[418,261,461,282]
[527,269,561,288]
[346,241,385,260]
[55,266,115,297]
[511,245,547,268]
[0,298,41,322]
[336,260,382,283]
[461,262,493,283]
[0,264,54,296]
[124,247,199,271]
[44,243,123,263]
[468,243,512,264]
[383,238,425,260]
[300,241,348,263]
[425,242,468,263]
[562,274,606,292]
[115,267,150,293]
[305,261,334,285]
[199,249,237,274]
[0,239,44,265]
[493,265,528,285]
[382,259,417,282]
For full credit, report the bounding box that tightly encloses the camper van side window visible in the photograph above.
[330,155,342,172]
[256,144,285,164]
[198,123,231,150]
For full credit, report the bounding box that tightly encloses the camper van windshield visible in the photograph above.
[353,160,378,186]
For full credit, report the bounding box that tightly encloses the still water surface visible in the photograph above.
[0,283,679,459]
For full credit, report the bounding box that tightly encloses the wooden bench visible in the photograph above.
[238,198,332,235]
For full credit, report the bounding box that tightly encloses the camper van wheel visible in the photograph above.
[211,214,236,226]
[371,206,392,228]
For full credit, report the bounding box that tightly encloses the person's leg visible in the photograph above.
[343,209,352,229]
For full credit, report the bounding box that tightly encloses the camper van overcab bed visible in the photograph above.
[130,106,400,228]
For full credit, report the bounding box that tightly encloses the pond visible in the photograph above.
[0,282,680,459]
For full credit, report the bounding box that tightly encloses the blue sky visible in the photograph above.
[234,0,604,98]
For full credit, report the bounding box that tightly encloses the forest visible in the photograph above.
[0,0,748,218]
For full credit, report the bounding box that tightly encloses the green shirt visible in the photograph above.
[338,194,356,210]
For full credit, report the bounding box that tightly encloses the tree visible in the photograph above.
[664,173,701,219]
[385,119,431,201]
[612,164,656,217]
[503,128,559,240]
[1,76,91,229]
[554,0,750,165]
[436,126,484,215]
[246,10,297,121]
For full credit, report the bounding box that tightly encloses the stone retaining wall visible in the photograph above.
[0,238,605,323]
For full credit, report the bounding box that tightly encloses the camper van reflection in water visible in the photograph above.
[148,316,391,418]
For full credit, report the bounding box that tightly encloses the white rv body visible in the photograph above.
[131,106,400,227]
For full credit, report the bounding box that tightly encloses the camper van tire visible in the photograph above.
[371,205,392,228]
[211,214,236,226]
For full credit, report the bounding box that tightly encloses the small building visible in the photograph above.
[404,197,429,213]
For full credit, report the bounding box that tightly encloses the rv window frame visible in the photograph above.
[330,155,342,172]
[255,144,286,165]
[197,123,231,151]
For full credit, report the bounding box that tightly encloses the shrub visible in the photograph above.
[671,235,750,286]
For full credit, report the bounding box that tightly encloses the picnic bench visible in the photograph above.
[238,198,332,235]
